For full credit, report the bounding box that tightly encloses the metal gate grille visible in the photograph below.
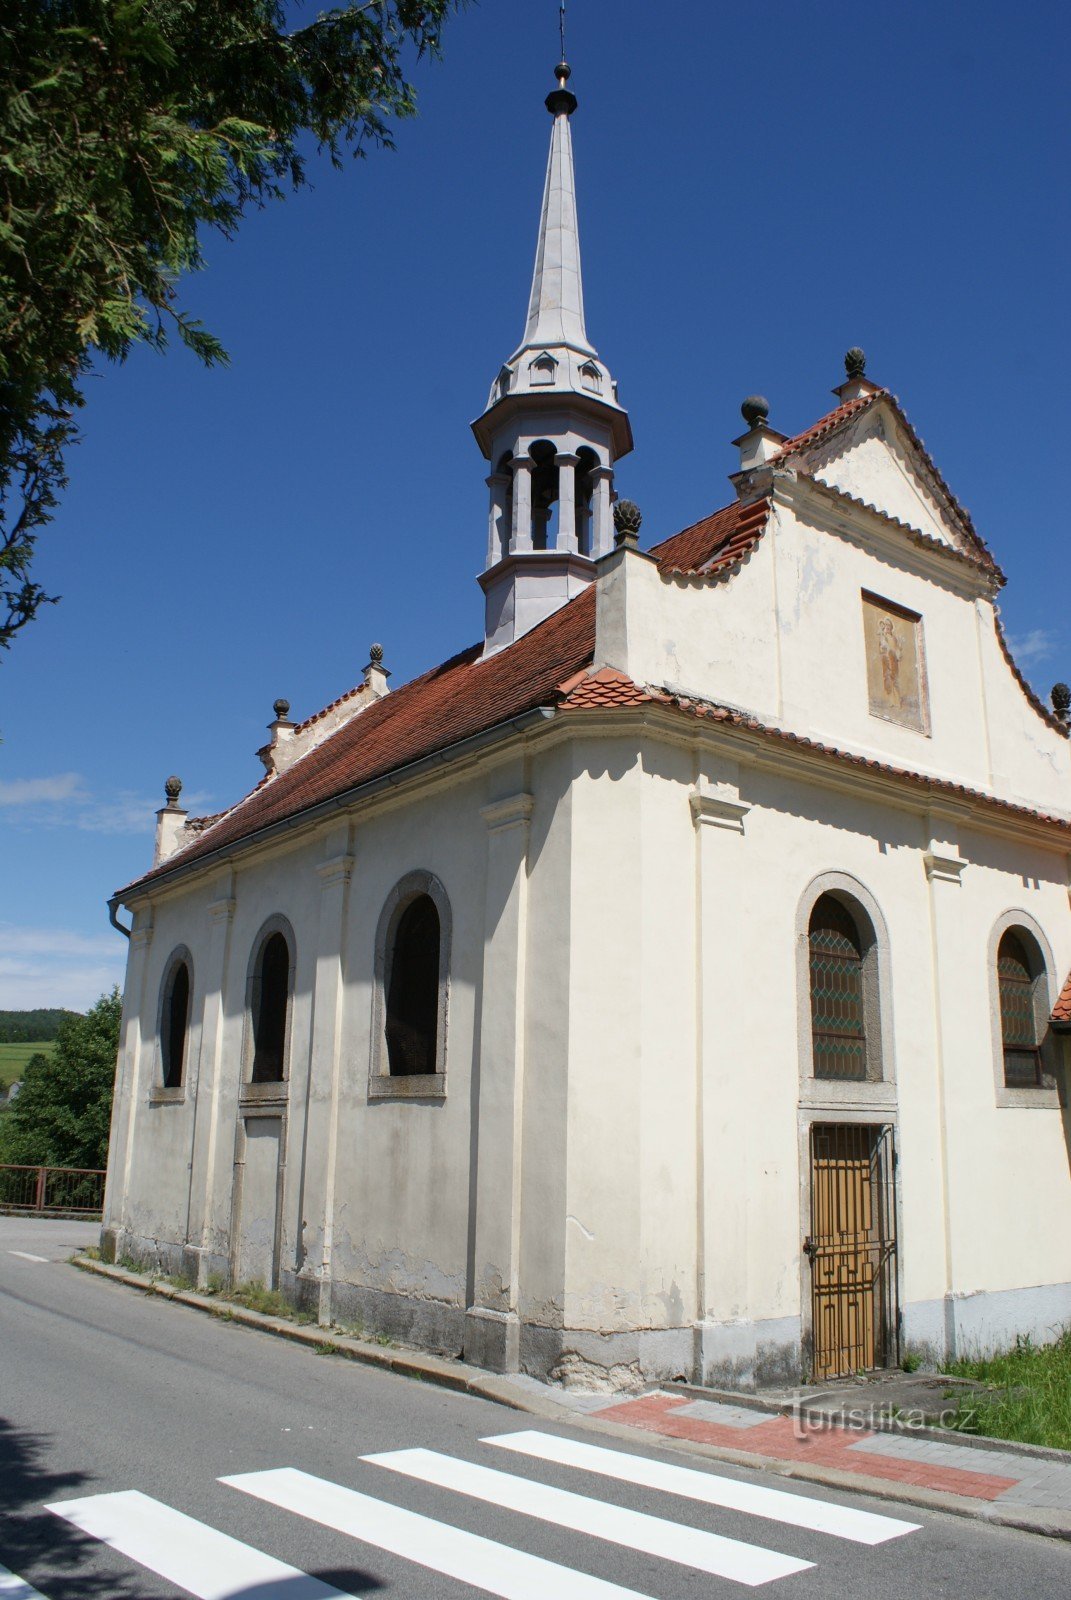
[807,1123,898,1380]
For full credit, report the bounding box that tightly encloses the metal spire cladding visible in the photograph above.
[517,61,595,359]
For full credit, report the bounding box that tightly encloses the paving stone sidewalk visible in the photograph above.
[561,1389,1071,1515]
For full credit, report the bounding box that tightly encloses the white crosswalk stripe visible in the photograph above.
[26,1428,925,1600]
[224,1466,659,1600]
[0,1561,49,1599]
[46,1489,354,1600]
[483,1429,921,1544]
[362,1448,813,1587]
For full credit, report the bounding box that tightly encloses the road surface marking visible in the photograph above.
[223,1466,658,1600]
[0,1562,50,1598]
[46,1489,353,1600]
[483,1429,921,1545]
[7,1251,48,1263]
[363,1447,813,1587]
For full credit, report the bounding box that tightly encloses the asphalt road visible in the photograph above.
[1,1216,1067,1598]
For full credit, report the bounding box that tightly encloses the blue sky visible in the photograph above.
[1,0,1068,1010]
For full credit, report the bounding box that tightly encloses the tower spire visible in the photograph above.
[471,60,632,656]
[520,60,593,356]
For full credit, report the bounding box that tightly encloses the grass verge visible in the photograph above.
[942,1328,1071,1451]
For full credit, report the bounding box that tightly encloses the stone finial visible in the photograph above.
[273,697,291,722]
[845,347,867,380]
[1051,682,1070,722]
[613,499,643,547]
[740,395,770,428]
[155,776,188,865]
[363,643,391,698]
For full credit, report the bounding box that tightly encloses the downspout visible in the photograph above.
[109,897,132,938]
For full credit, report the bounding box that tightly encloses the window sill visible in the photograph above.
[369,1072,446,1102]
[148,1086,186,1105]
[800,1078,897,1111]
[239,1080,289,1109]
[995,1083,1061,1110]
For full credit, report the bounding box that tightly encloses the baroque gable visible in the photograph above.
[793,397,978,562]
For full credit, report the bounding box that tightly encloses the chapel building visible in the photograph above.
[102,63,1071,1390]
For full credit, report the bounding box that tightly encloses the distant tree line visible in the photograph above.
[0,991,120,1169]
[0,1008,81,1043]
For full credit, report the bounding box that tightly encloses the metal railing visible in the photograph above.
[0,1165,106,1217]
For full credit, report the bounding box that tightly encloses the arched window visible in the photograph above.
[809,895,868,1081]
[251,931,291,1083]
[386,896,440,1076]
[160,956,191,1089]
[998,929,1044,1088]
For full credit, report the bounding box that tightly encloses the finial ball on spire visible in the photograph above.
[741,395,770,428]
[845,347,867,380]
[164,774,183,804]
[555,60,571,83]
[273,697,291,721]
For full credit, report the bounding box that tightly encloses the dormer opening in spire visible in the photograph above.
[472,61,633,656]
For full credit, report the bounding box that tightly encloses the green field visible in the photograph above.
[0,1040,54,1090]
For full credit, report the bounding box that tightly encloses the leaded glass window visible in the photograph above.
[998,931,1042,1088]
[809,896,868,1081]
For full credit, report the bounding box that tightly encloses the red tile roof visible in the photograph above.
[116,390,1061,901]
[1052,972,1071,1026]
[123,587,598,894]
[651,496,772,577]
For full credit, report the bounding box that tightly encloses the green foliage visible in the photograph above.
[0,987,121,1167]
[942,1328,1071,1451]
[0,1008,81,1044]
[0,0,460,648]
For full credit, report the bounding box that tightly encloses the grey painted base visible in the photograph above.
[464,1308,521,1373]
[519,1322,694,1390]
[693,1316,804,1391]
[98,1231,1071,1393]
[903,1282,1071,1364]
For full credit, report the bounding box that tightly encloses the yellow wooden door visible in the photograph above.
[808,1124,895,1380]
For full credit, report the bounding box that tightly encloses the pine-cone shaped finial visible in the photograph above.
[845,347,867,380]
[613,500,643,543]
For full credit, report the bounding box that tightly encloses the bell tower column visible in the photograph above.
[510,456,535,553]
[486,472,511,566]
[591,464,615,557]
[556,452,579,553]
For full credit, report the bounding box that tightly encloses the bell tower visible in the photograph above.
[473,62,633,655]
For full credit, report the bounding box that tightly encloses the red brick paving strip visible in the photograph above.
[593,1394,1019,1502]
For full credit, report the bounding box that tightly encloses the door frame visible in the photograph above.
[797,1109,904,1381]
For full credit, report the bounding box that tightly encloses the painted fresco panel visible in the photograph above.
[862,592,928,733]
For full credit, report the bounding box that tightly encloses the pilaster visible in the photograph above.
[185,881,237,1285]
[690,761,757,1382]
[922,805,970,1358]
[101,916,154,1258]
[298,842,355,1325]
[555,452,579,553]
[465,792,534,1372]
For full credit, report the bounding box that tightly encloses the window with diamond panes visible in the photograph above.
[998,930,1042,1088]
[809,895,868,1081]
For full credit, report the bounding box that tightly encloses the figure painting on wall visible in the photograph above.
[862,592,929,733]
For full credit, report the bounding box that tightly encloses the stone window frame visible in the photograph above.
[987,910,1061,1109]
[369,869,451,1101]
[239,914,296,1107]
[796,871,897,1111]
[150,944,194,1104]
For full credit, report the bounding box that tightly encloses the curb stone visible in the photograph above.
[70,1256,1071,1542]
